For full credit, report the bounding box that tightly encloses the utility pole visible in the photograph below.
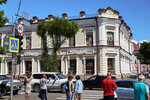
[10,15,15,100]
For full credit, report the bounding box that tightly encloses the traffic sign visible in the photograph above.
[17,23,24,35]
[22,12,30,26]
[9,37,19,53]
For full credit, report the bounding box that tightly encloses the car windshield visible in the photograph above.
[56,73,66,79]
[0,75,7,80]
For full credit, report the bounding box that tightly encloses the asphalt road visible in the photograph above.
[2,78,150,100]
[1,89,103,100]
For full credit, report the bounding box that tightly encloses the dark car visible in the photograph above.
[82,75,117,89]
[0,75,22,96]
[115,79,150,100]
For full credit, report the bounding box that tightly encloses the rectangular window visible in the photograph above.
[107,32,114,46]
[69,36,75,47]
[26,37,31,49]
[69,59,76,74]
[86,32,93,46]
[108,58,115,73]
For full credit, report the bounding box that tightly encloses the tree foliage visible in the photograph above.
[37,17,79,72]
[47,18,79,53]
[0,0,8,27]
[136,42,150,64]
[0,0,7,63]
[0,0,7,4]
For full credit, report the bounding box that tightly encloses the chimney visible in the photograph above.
[48,15,54,20]
[80,11,85,18]
[45,17,49,22]
[18,18,23,24]
[32,16,38,23]
[62,13,68,19]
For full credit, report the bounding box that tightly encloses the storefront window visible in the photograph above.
[108,58,115,73]
[25,61,32,74]
[107,32,114,46]
[86,59,94,74]
[8,62,12,75]
[69,59,76,74]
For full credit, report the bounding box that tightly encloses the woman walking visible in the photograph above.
[25,72,32,100]
[66,76,73,100]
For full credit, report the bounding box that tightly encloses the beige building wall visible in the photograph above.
[47,36,52,47]
[32,57,38,73]
[78,57,83,75]
[61,37,68,47]
[76,28,84,46]
[1,62,5,74]
[32,32,39,48]
[115,50,120,74]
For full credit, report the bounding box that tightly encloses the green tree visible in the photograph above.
[136,42,150,64]
[37,17,79,72]
[0,0,8,62]
[0,0,8,27]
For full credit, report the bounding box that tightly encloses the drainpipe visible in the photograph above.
[95,17,100,75]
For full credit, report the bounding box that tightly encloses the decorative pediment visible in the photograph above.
[98,7,119,19]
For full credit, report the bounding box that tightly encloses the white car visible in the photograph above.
[31,72,67,92]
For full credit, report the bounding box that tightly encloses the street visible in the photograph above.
[1,89,103,100]
[1,78,150,100]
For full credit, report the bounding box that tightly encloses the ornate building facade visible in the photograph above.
[0,7,133,77]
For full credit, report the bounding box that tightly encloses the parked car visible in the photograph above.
[0,74,22,96]
[31,72,68,92]
[114,79,150,100]
[82,75,117,89]
[0,86,2,98]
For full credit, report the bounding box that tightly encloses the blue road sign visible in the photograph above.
[9,37,19,53]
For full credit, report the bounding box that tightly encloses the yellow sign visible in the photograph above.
[9,37,19,53]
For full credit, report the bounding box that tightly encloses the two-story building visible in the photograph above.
[0,7,133,78]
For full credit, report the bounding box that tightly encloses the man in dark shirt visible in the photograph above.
[101,72,118,100]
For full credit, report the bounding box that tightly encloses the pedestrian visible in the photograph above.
[101,72,118,100]
[40,74,49,100]
[25,72,32,100]
[134,74,150,100]
[66,76,73,100]
[74,75,83,100]
[68,72,73,77]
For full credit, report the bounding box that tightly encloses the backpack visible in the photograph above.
[62,83,67,89]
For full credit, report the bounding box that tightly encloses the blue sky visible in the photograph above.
[1,0,150,42]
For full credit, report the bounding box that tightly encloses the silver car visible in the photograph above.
[31,72,67,92]
[115,79,150,100]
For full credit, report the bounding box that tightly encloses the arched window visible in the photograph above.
[107,32,114,46]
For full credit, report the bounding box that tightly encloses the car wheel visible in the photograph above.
[34,84,40,92]
[13,90,18,95]
[1,88,7,96]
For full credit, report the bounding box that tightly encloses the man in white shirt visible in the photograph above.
[40,74,49,100]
